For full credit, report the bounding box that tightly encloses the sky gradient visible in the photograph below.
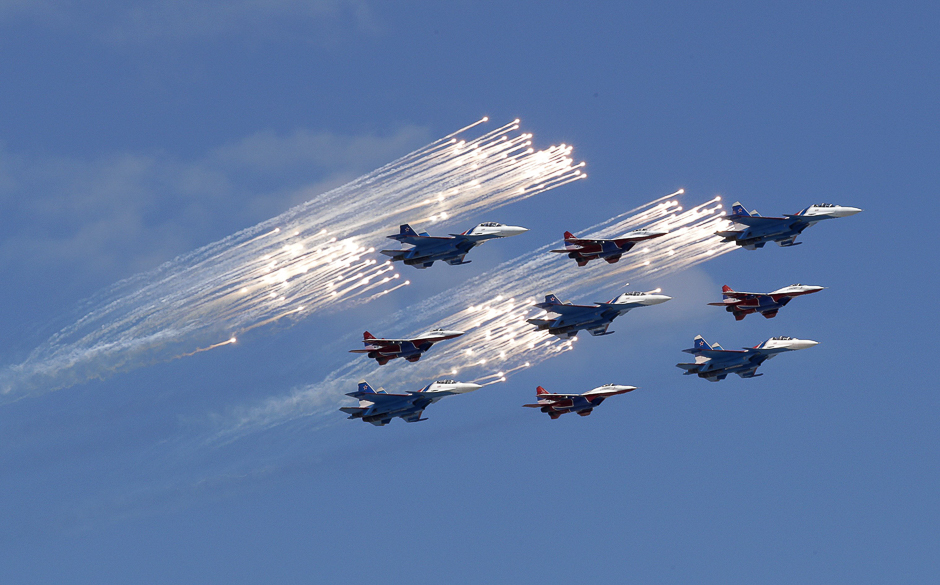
[1,2,938,583]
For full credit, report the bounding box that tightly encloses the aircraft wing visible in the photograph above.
[406,239,461,256]
[349,338,398,346]
[611,238,642,248]
[746,346,789,356]
[708,299,746,306]
[355,337,429,346]
[722,290,761,299]
[726,215,788,226]
[389,234,452,246]
[564,237,606,247]
[550,238,604,254]
[345,392,410,404]
[683,348,747,359]
[542,303,599,316]
[532,393,582,400]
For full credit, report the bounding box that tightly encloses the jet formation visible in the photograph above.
[716,202,862,249]
[676,335,818,381]
[526,290,672,338]
[381,222,528,268]
[349,328,464,365]
[523,383,636,419]
[338,190,861,423]
[708,284,824,320]
[341,380,482,425]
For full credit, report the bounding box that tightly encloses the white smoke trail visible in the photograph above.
[211,193,737,443]
[0,119,586,399]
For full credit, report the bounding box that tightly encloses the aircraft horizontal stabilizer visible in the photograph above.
[339,407,367,418]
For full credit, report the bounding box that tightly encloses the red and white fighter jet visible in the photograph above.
[550,228,667,266]
[349,328,464,365]
[523,383,636,419]
[708,284,824,321]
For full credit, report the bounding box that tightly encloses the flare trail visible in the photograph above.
[1,119,585,398]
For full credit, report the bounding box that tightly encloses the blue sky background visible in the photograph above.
[1,1,938,583]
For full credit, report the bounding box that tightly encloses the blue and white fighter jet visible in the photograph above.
[526,290,672,338]
[676,335,818,381]
[523,383,636,419]
[340,379,482,426]
[716,202,862,249]
[381,222,528,268]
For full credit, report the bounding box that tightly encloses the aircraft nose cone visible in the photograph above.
[834,206,863,217]
[792,339,819,350]
[502,226,529,237]
[459,383,483,393]
[645,294,672,305]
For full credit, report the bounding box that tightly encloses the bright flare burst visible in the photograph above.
[1,119,585,398]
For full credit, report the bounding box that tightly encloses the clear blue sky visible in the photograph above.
[1,2,937,583]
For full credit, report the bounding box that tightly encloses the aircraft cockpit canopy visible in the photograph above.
[435,379,456,385]
[478,222,504,227]
[770,336,795,340]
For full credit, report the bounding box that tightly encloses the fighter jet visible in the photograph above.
[381,222,528,268]
[349,328,464,365]
[715,202,862,249]
[708,284,825,320]
[340,379,482,426]
[523,383,636,419]
[526,290,672,338]
[550,228,668,266]
[676,335,818,381]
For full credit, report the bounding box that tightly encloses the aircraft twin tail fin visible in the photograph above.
[536,386,550,396]
[721,285,734,294]
[730,202,760,218]
[363,331,376,341]
[543,294,563,305]
[562,231,582,250]
[692,335,712,351]
[399,224,420,237]
[357,380,377,394]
